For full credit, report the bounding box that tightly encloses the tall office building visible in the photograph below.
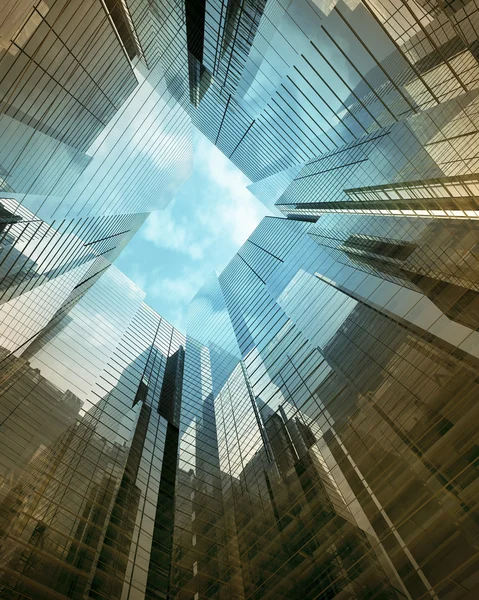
[1,215,477,599]
[0,0,193,357]
[173,214,479,599]
[0,266,187,599]
[0,0,479,598]
[0,3,193,594]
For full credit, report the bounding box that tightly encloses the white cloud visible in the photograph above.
[146,267,208,331]
[148,272,203,304]
[140,132,270,262]
[204,192,267,246]
[194,134,269,245]
[119,131,272,331]
[142,200,208,260]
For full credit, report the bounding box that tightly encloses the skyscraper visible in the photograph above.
[0,0,193,358]
[0,266,186,599]
[0,0,478,598]
[174,214,479,599]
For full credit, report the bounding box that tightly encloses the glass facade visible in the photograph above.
[0,0,192,358]
[0,0,479,598]
[169,215,479,599]
[0,267,186,599]
[0,3,192,596]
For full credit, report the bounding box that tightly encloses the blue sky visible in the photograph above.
[115,129,271,331]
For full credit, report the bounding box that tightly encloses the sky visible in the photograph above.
[115,129,271,332]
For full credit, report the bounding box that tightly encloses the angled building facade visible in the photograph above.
[172,214,479,599]
[0,0,193,361]
[0,266,186,599]
[0,0,479,598]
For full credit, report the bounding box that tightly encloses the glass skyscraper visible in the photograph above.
[0,0,478,598]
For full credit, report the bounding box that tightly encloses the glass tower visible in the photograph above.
[0,0,478,598]
[0,0,193,358]
[173,214,479,599]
